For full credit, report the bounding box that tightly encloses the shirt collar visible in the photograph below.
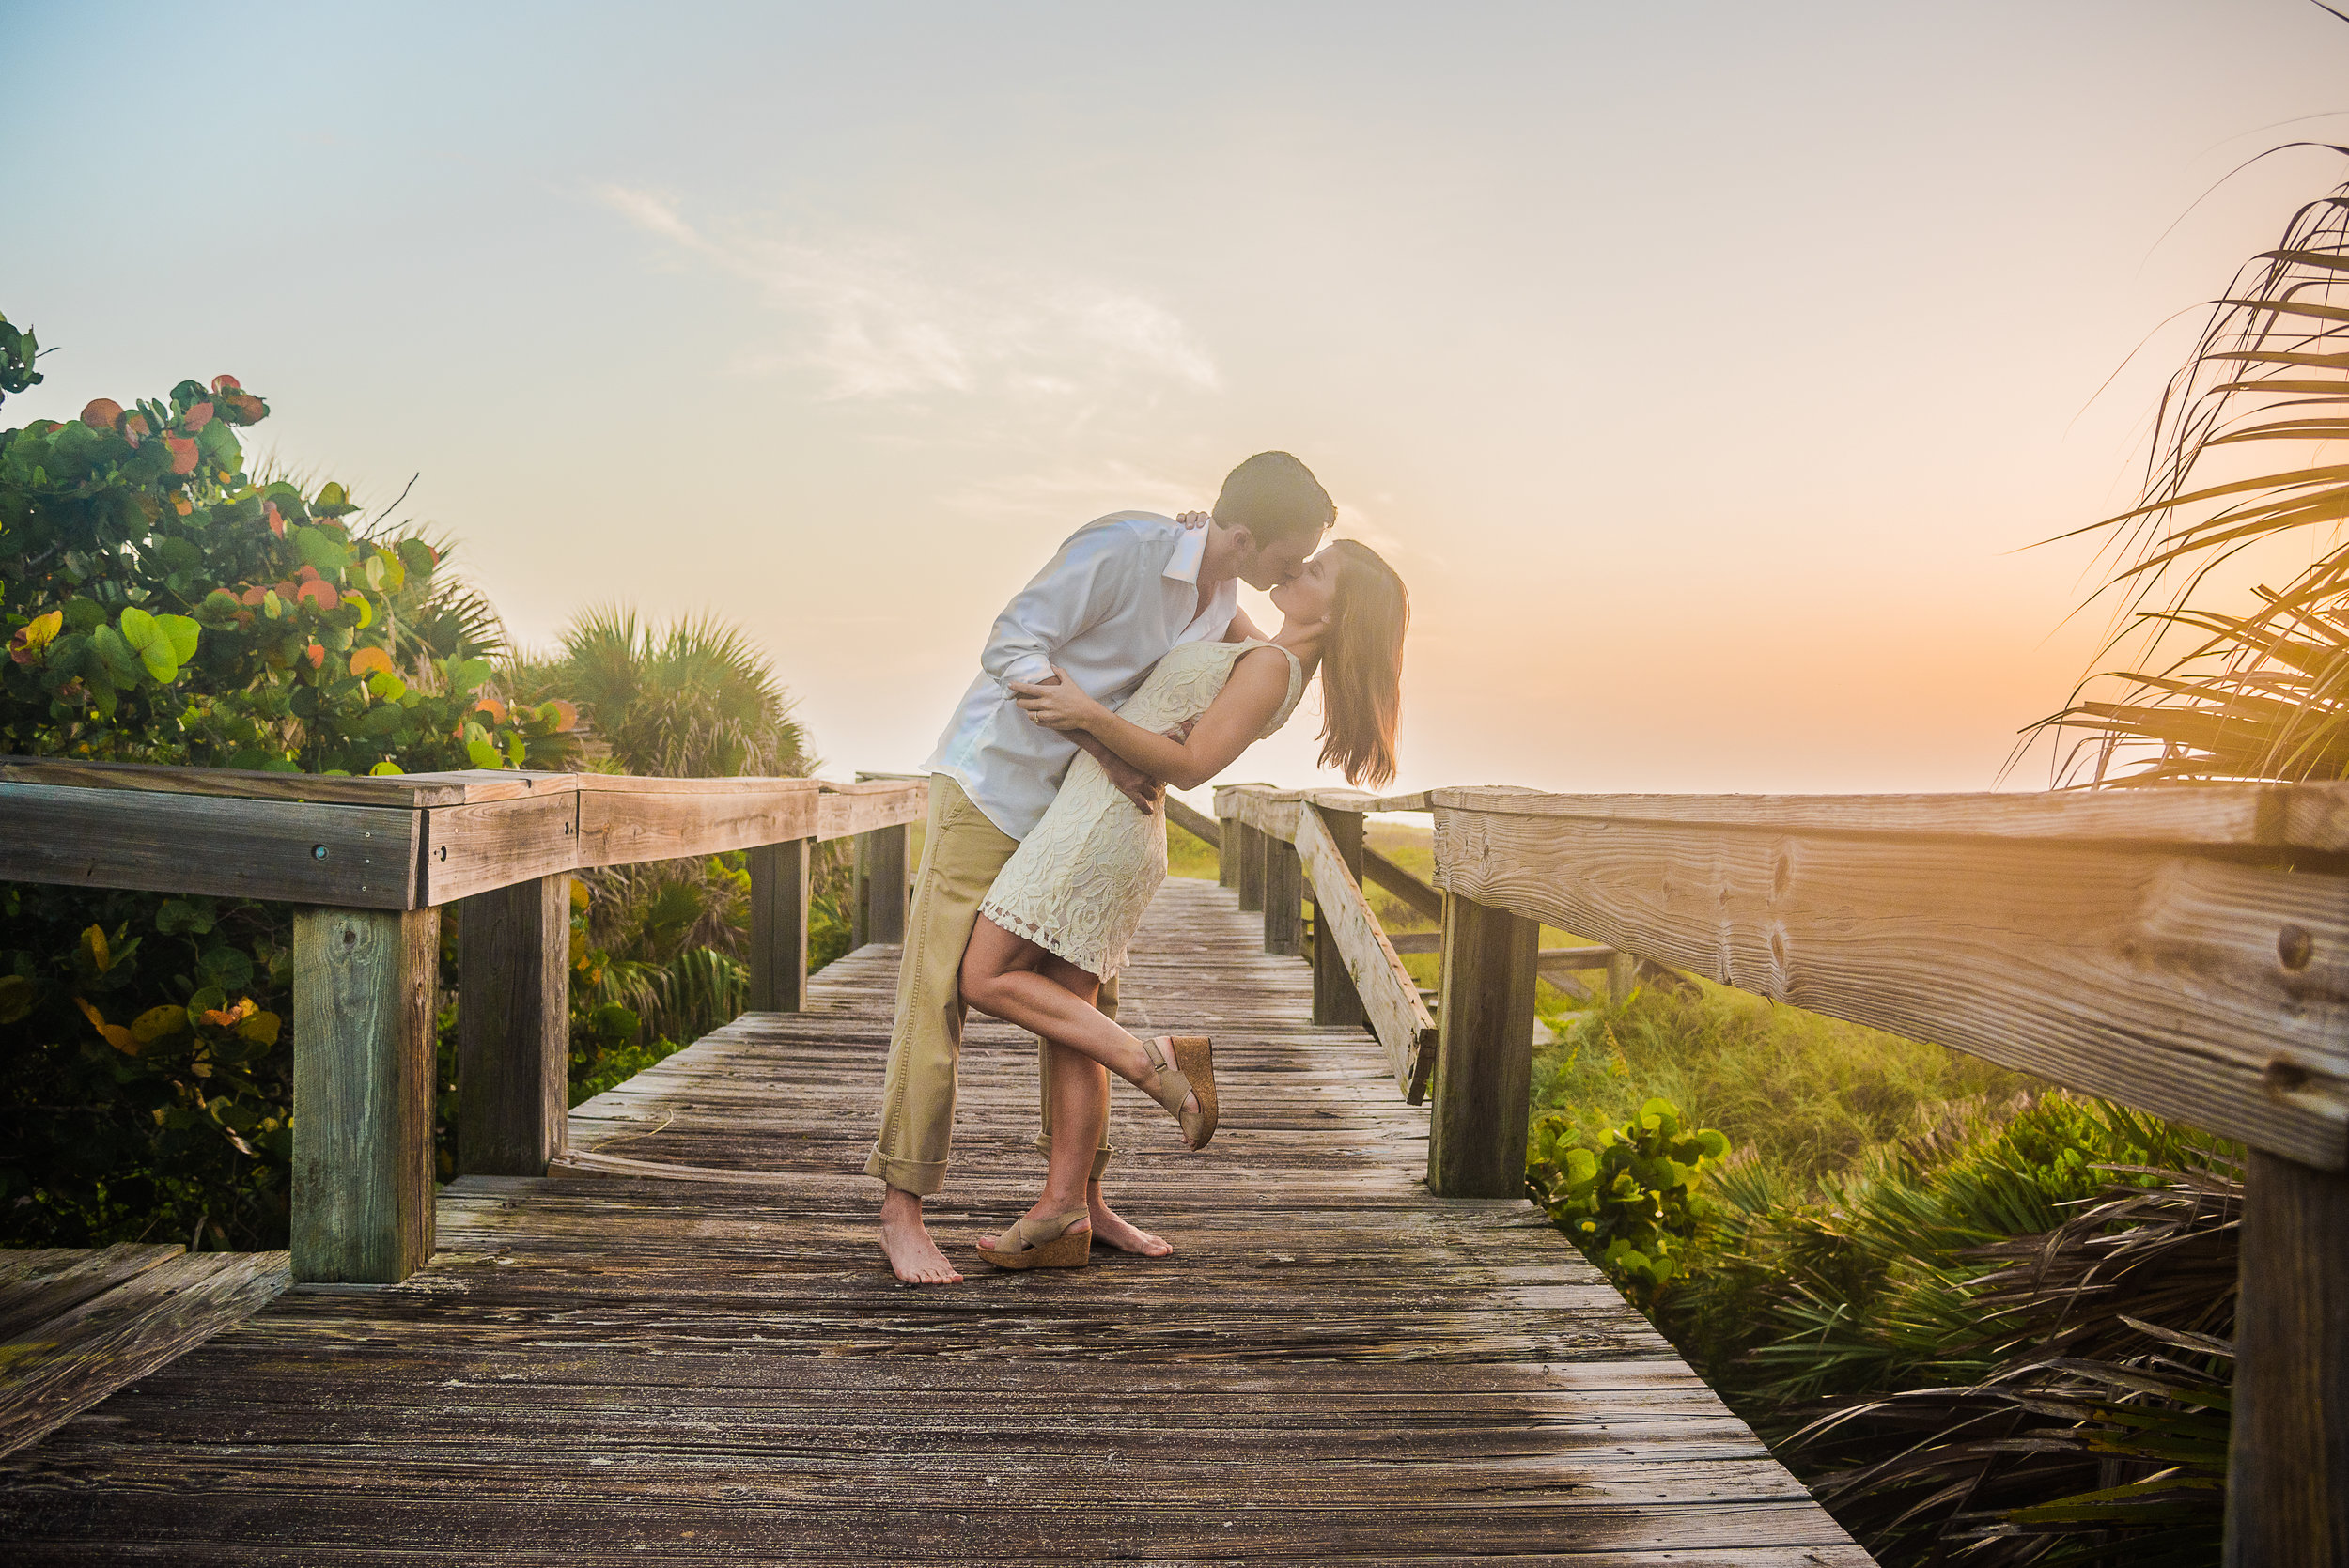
[1161,521,1207,586]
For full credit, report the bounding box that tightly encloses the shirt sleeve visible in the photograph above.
[979,524,1143,691]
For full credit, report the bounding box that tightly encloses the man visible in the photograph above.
[872,451,1336,1284]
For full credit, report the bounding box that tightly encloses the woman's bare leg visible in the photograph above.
[960,919,1164,1091]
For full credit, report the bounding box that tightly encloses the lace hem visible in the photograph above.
[977,897,1121,980]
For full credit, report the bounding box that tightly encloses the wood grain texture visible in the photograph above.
[457,876,570,1177]
[0,1251,288,1460]
[0,756,475,805]
[419,792,581,905]
[577,779,818,868]
[1429,890,1540,1199]
[1264,835,1305,957]
[1434,804,2349,1168]
[2228,1151,2349,1567]
[851,824,908,947]
[0,1247,182,1344]
[1233,820,1266,910]
[1428,779,2349,852]
[815,780,926,841]
[292,907,441,1283]
[746,838,811,1013]
[0,783,419,908]
[1311,805,1369,1029]
[1296,804,1434,1091]
[0,879,1859,1565]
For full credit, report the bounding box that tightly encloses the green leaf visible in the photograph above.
[465,737,505,769]
[156,613,199,664]
[446,657,492,695]
[88,626,143,685]
[290,525,350,574]
[61,597,104,632]
[0,974,34,1025]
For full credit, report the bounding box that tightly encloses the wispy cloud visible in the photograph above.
[595,185,1220,402]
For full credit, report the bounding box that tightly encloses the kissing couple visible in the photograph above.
[869,451,1410,1284]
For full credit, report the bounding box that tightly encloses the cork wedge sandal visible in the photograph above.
[1140,1034,1219,1150]
[974,1208,1093,1271]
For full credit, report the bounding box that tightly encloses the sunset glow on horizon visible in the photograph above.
[8,1,2349,801]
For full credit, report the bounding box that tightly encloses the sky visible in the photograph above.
[6,1,2348,801]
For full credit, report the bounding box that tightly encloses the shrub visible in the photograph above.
[1527,1097,1731,1307]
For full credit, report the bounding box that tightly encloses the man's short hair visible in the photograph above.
[1213,452,1334,551]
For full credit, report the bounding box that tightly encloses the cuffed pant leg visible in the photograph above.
[866,776,1017,1197]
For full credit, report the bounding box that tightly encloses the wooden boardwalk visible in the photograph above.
[0,877,1864,1565]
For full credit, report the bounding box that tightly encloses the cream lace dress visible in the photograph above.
[979,639,1307,979]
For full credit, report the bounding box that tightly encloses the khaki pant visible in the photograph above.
[865,775,1114,1196]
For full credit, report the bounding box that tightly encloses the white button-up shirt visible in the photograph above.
[925,512,1238,839]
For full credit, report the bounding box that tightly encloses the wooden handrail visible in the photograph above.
[1290,803,1437,1094]
[1217,777,2349,1553]
[0,758,926,1289]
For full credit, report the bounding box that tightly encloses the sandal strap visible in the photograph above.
[1007,1208,1089,1253]
[1139,1038,1192,1116]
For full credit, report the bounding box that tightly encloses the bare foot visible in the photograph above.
[1088,1192,1173,1257]
[979,1198,1093,1256]
[879,1189,962,1285]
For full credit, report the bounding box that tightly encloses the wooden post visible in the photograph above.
[456,875,569,1178]
[291,906,441,1284]
[1234,822,1265,912]
[1427,891,1538,1198]
[1607,950,1638,1005]
[1217,812,1237,888]
[1312,804,1367,1027]
[853,823,909,948]
[2226,1151,2349,1566]
[1264,836,1304,957]
[748,837,812,1012]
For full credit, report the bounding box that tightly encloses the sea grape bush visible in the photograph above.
[0,374,573,772]
[1526,1096,1732,1307]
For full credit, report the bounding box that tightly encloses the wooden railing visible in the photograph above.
[0,757,926,1286]
[1216,779,2349,1567]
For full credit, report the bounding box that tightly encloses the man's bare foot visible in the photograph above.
[879,1188,962,1285]
[978,1196,1093,1255]
[1088,1190,1173,1257]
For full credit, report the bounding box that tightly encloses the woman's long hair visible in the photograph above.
[1315,540,1408,788]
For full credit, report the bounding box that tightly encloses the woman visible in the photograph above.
[958,540,1409,1269]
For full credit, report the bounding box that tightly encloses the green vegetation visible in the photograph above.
[0,328,831,1250]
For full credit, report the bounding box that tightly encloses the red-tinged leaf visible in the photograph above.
[171,494,193,516]
[80,397,122,430]
[163,435,198,474]
[304,643,325,669]
[349,646,397,678]
[182,400,213,431]
[474,695,508,724]
[120,411,148,447]
[295,564,320,582]
[264,501,285,537]
[550,698,580,732]
[240,585,267,607]
[296,579,340,611]
[273,581,297,601]
[211,373,241,393]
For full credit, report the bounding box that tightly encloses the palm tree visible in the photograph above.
[528,605,814,779]
[2040,155,2349,784]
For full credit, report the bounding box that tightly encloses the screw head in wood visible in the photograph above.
[2278,924,2314,971]
[312,845,328,859]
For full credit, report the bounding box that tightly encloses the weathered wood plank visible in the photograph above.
[746,838,811,1012]
[1311,804,1369,1029]
[1234,820,1266,910]
[852,823,908,947]
[0,1247,183,1344]
[1265,833,1305,956]
[2228,1151,2349,1566]
[292,907,440,1283]
[0,783,420,908]
[576,779,819,868]
[1434,801,2349,1167]
[1430,778,2349,852]
[456,875,569,1178]
[1296,803,1434,1090]
[0,1250,288,1459]
[418,791,580,905]
[815,780,926,841]
[0,755,474,805]
[1429,889,1539,1198]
